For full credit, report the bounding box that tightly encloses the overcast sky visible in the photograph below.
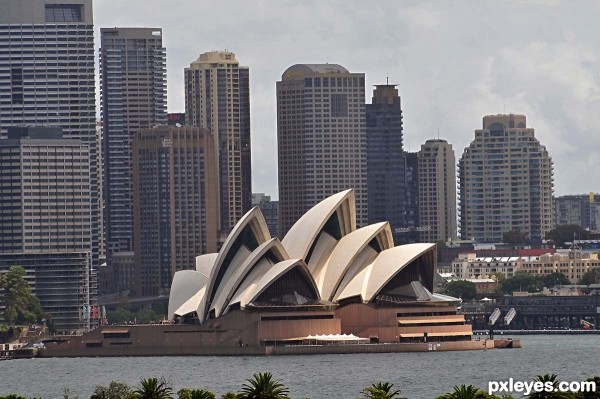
[95,0,600,199]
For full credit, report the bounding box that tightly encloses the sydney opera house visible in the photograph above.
[167,189,472,346]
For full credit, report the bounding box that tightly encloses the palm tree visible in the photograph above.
[177,389,215,399]
[435,384,493,399]
[133,378,174,399]
[220,394,239,399]
[528,374,575,399]
[361,382,405,399]
[238,372,290,399]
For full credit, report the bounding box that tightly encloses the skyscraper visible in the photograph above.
[403,151,420,244]
[0,0,99,268]
[418,139,457,243]
[0,127,92,331]
[277,64,367,235]
[100,28,167,256]
[366,84,405,241]
[185,51,251,239]
[554,194,600,230]
[459,114,554,244]
[132,126,218,296]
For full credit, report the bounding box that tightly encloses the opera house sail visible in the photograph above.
[168,189,472,345]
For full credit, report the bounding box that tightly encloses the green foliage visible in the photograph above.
[545,225,590,248]
[528,374,575,399]
[91,381,134,399]
[133,378,173,399]
[360,382,405,399]
[444,280,478,300]
[0,394,28,399]
[497,271,544,294]
[579,269,600,285]
[239,372,290,399]
[177,389,215,399]
[575,376,600,399]
[502,230,529,245]
[135,308,158,324]
[108,307,133,324]
[541,272,570,288]
[0,266,46,325]
[436,384,498,399]
[220,393,239,399]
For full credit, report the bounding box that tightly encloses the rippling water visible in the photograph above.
[1,335,598,399]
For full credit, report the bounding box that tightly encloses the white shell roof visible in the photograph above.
[317,222,393,301]
[168,190,448,323]
[210,238,289,318]
[168,270,208,319]
[282,189,355,261]
[228,259,318,309]
[201,206,271,322]
[336,243,436,302]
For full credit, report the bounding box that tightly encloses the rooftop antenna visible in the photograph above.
[386,75,389,85]
[437,128,440,140]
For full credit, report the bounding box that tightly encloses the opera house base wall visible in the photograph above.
[39,324,521,357]
[335,303,473,343]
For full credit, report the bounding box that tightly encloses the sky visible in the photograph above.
[95,0,600,199]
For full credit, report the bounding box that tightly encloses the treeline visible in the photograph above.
[1,373,599,399]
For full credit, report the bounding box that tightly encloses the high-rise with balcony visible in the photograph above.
[459,114,554,244]
[277,64,367,235]
[100,28,167,257]
[0,0,99,269]
[366,84,405,242]
[132,126,218,296]
[418,139,457,243]
[185,51,251,240]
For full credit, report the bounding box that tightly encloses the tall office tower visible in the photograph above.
[185,51,251,239]
[418,139,457,243]
[0,127,91,331]
[366,84,405,241]
[252,193,279,238]
[459,114,554,244]
[133,126,218,296]
[100,28,167,257]
[0,0,99,271]
[403,152,420,244]
[277,64,367,235]
[554,194,600,230]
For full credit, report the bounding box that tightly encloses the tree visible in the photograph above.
[541,272,570,288]
[444,280,478,300]
[0,266,45,325]
[502,230,529,246]
[436,384,498,399]
[579,270,600,285]
[576,376,600,399]
[238,372,290,399]
[498,272,543,294]
[221,394,239,399]
[361,382,405,399]
[91,381,134,399]
[133,378,173,399]
[545,225,590,248]
[177,389,215,399]
[527,374,575,399]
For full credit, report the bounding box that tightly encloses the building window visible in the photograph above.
[330,94,348,117]
[45,4,84,22]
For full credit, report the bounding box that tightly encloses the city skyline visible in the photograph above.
[95,0,600,199]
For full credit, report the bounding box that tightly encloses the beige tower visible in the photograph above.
[459,114,554,244]
[418,139,457,243]
[277,64,367,235]
[184,51,251,240]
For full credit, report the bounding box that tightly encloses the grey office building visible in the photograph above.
[100,28,167,256]
[277,64,367,235]
[554,194,600,231]
[0,127,92,331]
